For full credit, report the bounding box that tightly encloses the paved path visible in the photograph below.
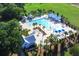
[71,3,79,8]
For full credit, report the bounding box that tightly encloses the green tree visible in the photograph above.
[0,3,25,21]
[0,19,22,55]
[46,34,57,56]
[22,29,30,36]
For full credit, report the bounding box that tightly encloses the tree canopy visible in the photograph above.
[0,3,25,21]
[0,19,22,55]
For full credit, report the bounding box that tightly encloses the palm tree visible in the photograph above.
[73,33,77,43]
[46,34,62,56]
[33,23,37,28]
[36,44,40,56]
[30,10,37,17]
[53,35,62,56]
[37,9,42,17]
[69,30,77,44]
[21,16,27,23]
[48,34,61,56]
[46,34,54,55]
[42,9,47,15]
[40,47,45,56]
[64,31,68,36]
[27,51,32,56]
[64,31,71,52]
[57,40,61,56]
[48,10,53,14]
[69,30,73,35]
[43,38,47,55]
[57,12,59,16]
[37,43,44,56]
[77,32,79,43]
[22,29,30,36]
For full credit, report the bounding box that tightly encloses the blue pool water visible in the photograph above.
[29,18,51,30]
[27,18,65,33]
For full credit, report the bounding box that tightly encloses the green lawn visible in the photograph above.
[24,3,79,28]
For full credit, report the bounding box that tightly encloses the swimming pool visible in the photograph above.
[29,18,51,30]
[27,18,65,34]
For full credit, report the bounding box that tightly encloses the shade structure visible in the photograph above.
[48,13,61,22]
[22,35,36,50]
[22,43,36,51]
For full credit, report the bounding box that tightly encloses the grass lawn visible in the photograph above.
[24,3,79,28]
